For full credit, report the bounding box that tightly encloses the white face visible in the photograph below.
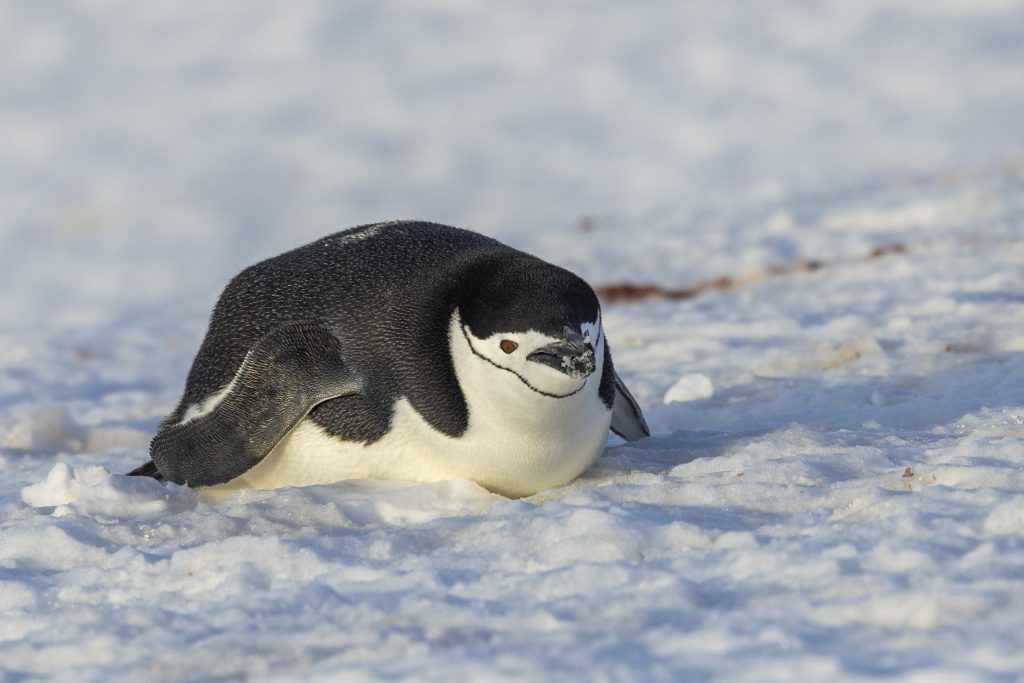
[455,312,604,399]
[445,309,612,494]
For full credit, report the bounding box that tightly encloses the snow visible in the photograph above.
[2,1,1024,680]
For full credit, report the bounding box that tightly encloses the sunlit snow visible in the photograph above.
[2,2,1024,681]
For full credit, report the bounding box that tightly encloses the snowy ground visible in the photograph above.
[3,2,1024,681]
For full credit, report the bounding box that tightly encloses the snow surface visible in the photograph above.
[2,1,1024,681]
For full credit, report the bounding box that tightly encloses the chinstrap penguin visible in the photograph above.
[129,221,649,497]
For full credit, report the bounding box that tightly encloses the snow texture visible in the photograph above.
[2,1,1024,681]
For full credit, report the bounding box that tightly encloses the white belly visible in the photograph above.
[221,395,611,498]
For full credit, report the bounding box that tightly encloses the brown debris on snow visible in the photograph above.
[595,242,909,304]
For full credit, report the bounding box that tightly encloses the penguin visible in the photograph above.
[129,221,649,498]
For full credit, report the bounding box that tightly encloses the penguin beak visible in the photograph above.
[527,327,596,379]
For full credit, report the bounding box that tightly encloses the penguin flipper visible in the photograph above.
[149,321,361,487]
[610,371,650,442]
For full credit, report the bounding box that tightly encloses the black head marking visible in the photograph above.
[457,254,601,340]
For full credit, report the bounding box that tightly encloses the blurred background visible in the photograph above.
[2,0,1023,332]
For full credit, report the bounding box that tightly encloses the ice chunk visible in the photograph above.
[663,373,714,404]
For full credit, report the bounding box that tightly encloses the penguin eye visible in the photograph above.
[499,339,518,354]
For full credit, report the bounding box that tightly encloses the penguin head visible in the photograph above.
[455,257,603,398]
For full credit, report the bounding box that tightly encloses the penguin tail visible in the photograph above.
[127,460,165,481]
